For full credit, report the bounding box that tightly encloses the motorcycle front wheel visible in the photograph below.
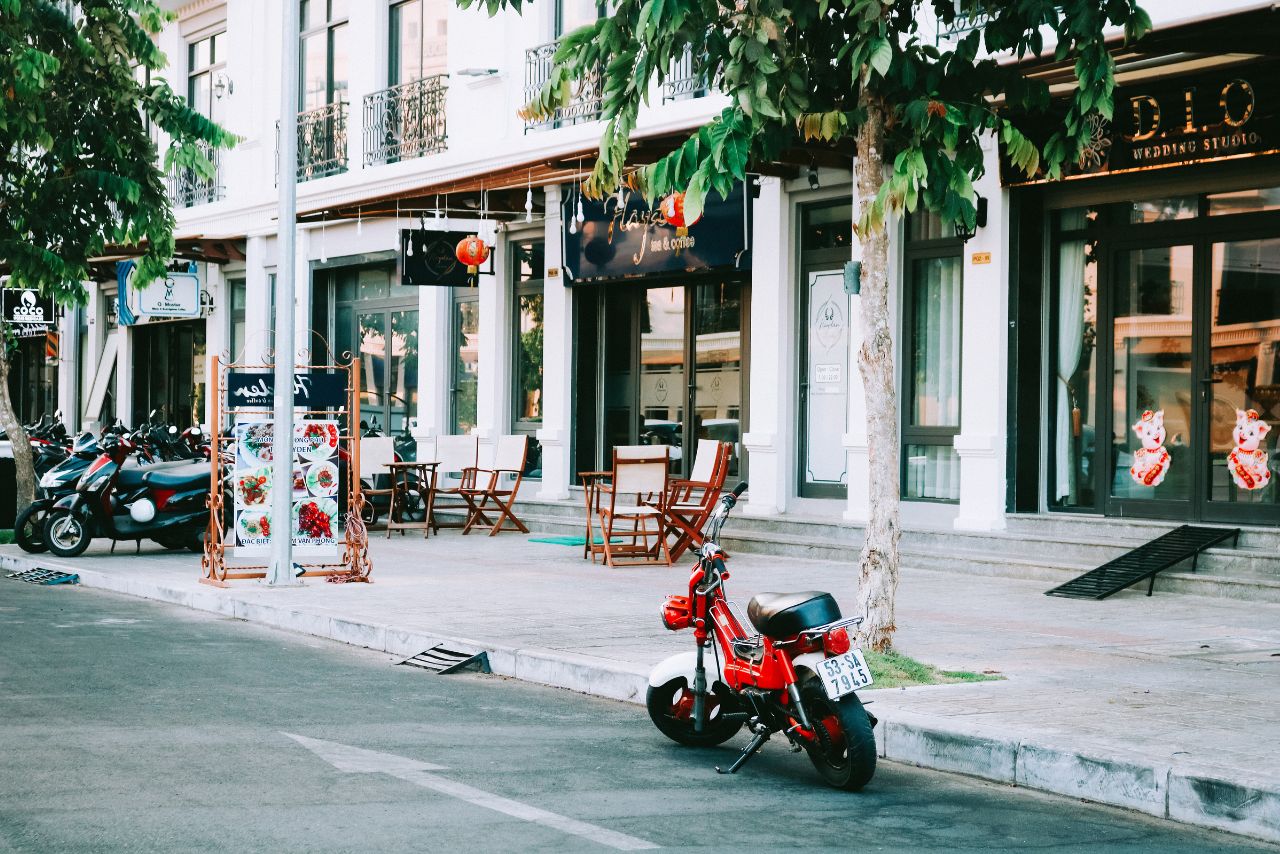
[646,677,743,747]
[800,679,876,791]
[43,509,92,558]
[14,503,49,553]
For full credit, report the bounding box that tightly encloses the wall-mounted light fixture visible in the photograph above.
[213,71,234,99]
[954,195,988,242]
[807,161,820,191]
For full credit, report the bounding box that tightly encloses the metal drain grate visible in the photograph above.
[6,568,79,586]
[397,644,491,674]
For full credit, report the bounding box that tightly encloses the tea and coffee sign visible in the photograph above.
[1000,60,1280,184]
[563,182,751,282]
[225,372,346,409]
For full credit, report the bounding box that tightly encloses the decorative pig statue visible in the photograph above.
[1130,409,1171,488]
[1228,408,1271,491]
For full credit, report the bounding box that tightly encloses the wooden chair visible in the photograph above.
[462,435,530,536]
[359,436,397,530]
[659,440,731,560]
[596,446,671,567]
[425,434,479,533]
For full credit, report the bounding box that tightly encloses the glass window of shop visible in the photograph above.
[451,289,480,434]
[902,211,963,502]
[1043,182,1280,524]
[187,31,225,124]
[327,266,418,438]
[227,277,246,363]
[512,240,544,477]
[390,0,448,84]
[131,320,207,428]
[300,0,348,111]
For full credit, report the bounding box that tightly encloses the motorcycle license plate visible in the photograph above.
[817,649,874,699]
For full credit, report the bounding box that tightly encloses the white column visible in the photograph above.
[293,227,311,365]
[115,324,133,426]
[742,176,790,517]
[413,281,450,455]
[537,185,573,500]
[345,0,385,170]
[244,235,272,365]
[953,141,1008,531]
[57,299,79,431]
[474,235,508,456]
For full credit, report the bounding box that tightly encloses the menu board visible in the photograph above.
[231,419,340,557]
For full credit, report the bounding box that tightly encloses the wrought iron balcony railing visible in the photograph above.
[363,74,448,167]
[276,101,348,182]
[662,48,712,103]
[167,142,223,208]
[524,39,602,132]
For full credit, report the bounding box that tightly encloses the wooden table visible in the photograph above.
[578,470,611,561]
[385,461,439,538]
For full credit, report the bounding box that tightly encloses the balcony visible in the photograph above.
[363,74,448,167]
[277,101,348,182]
[524,39,602,132]
[662,48,711,103]
[168,141,223,208]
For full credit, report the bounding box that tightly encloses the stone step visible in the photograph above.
[1005,512,1278,550]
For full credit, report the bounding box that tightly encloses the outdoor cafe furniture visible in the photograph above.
[422,434,480,533]
[384,460,439,539]
[595,446,672,567]
[578,468,613,562]
[461,434,530,536]
[359,436,397,528]
[656,439,732,560]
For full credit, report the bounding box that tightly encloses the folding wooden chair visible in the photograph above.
[462,435,530,536]
[359,436,396,532]
[425,434,479,533]
[658,439,731,560]
[596,446,671,567]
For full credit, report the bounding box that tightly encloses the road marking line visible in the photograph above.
[283,733,658,851]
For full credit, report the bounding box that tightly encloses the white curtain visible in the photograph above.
[1055,210,1088,502]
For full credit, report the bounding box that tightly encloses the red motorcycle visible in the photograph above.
[647,482,878,790]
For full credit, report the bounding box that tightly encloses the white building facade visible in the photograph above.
[44,0,1280,537]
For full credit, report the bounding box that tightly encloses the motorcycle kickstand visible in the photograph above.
[716,728,770,775]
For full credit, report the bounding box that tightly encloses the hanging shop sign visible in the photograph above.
[230,419,340,557]
[562,181,751,283]
[226,371,347,410]
[116,260,202,323]
[2,288,56,337]
[1000,59,1280,185]
[400,229,494,287]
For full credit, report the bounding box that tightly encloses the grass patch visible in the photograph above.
[864,649,1003,690]
[0,530,13,545]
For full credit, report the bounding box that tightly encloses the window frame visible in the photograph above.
[449,287,480,435]
[186,30,226,121]
[299,0,350,110]
[901,213,964,503]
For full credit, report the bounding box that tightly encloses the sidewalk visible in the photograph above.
[3,532,1278,844]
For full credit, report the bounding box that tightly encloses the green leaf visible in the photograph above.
[868,37,892,78]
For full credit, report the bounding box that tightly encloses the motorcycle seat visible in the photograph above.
[141,462,209,489]
[747,591,841,639]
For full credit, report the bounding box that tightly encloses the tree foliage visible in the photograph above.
[463,0,1150,232]
[0,0,237,302]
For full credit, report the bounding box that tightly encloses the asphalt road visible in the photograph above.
[0,581,1274,854]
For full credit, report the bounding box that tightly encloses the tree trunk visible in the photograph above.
[0,347,37,511]
[853,96,901,653]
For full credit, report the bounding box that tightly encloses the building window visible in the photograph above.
[389,0,447,85]
[187,32,225,123]
[512,240,544,477]
[903,211,962,501]
[300,0,349,111]
[450,290,480,434]
[227,277,247,362]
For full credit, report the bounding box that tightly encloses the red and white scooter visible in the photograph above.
[647,482,878,790]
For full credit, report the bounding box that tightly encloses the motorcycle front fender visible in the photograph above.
[648,649,725,688]
[789,651,829,684]
[51,493,85,514]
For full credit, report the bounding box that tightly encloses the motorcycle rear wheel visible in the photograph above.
[646,677,743,747]
[14,503,49,553]
[43,509,92,558]
[800,679,876,791]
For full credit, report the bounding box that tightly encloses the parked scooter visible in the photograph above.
[42,432,211,557]
[13,431,102,553]
[647,482,878,790]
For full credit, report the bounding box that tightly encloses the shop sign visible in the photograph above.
[116,260,202,323]
[400,229,493,287]
[226,371,346,409]
[563,181,751,283]
[2,288,55,335]
[1000,60,1280,185]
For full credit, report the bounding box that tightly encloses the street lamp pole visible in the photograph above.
[268,0,299,586]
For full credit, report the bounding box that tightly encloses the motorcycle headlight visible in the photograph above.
[39,471,60,489]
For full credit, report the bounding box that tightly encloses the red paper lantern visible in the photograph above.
[660,192,702,235]
[455,235,490,274]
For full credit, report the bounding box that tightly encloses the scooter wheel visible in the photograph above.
[43,509,92,558]
[646,677,743,747]
[14,503,49,554]
[799,679,876,791]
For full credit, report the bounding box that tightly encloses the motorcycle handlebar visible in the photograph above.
[729,481,748,499]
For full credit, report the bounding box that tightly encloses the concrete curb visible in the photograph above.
[4,552,1276,845]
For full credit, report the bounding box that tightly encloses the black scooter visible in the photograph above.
[14,431,102,553]
[42,433,211,557]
